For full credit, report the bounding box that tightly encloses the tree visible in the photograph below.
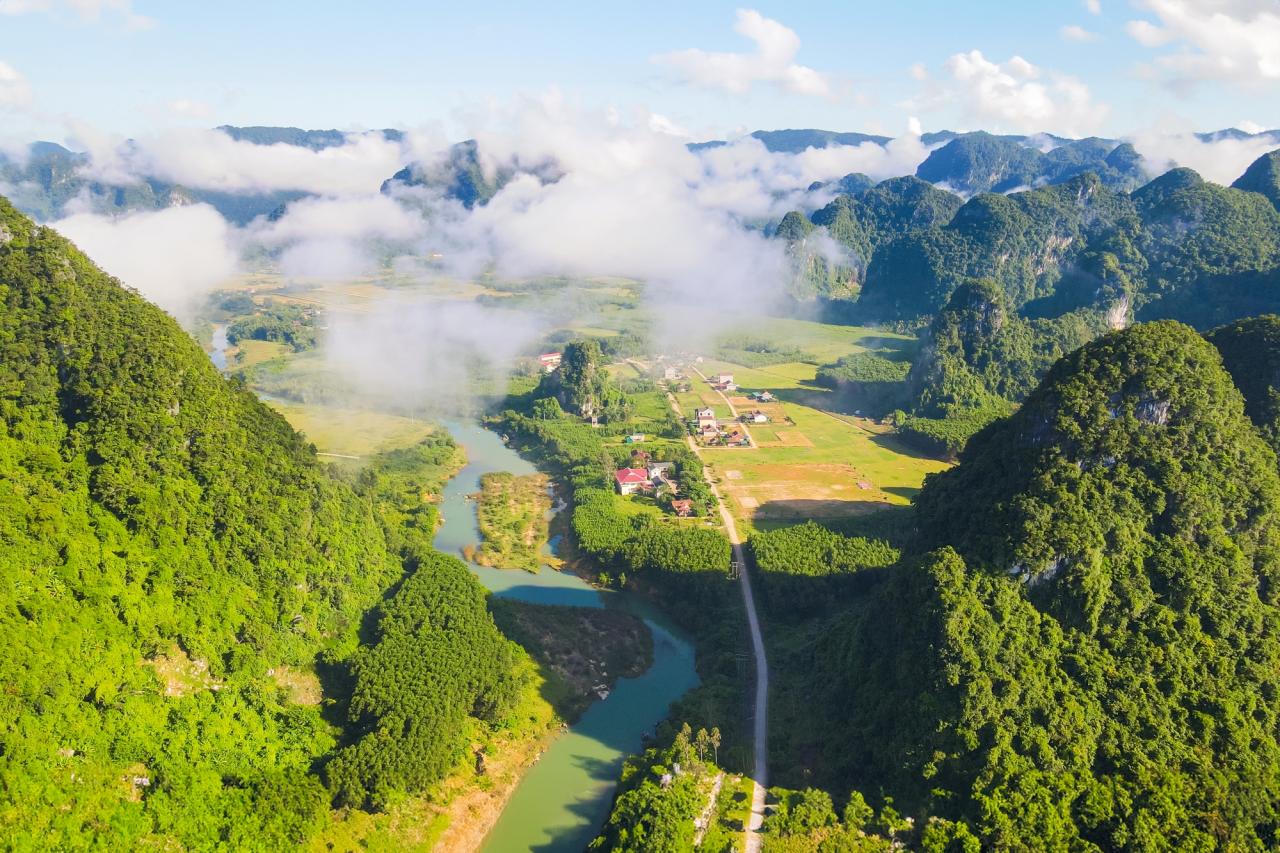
[531,395,564,420]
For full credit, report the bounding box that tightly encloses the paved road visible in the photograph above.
[660,378,769,851]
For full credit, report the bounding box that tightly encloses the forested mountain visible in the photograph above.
[782,176,962,299]
[1234,150,1280,211]
[0,195,522,846]
[915,133,1147,195]
[859,172,1134,320]
[788,149,1280,455]
[1207,314,1280,454]
[779,322,1280,849]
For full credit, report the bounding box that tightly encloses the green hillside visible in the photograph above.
[0,196,520,847]
[776,322,1280,849]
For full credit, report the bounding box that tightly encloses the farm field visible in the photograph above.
[202,271,946,536]
[653,326,949,536]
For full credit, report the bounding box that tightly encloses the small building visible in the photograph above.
[648,461,674,481]
[538,352,563,373]
[614,468,651,495]
[715,373,734,386]
[624,433,646,444]
[749,410,769,423]
[671,499,694,518]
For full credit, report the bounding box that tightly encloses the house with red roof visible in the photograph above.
[614,467,651,495]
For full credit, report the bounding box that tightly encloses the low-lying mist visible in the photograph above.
[33,101,1280,414]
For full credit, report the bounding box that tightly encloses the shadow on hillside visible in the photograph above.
[869,431,949,462]
[751,498,900,523]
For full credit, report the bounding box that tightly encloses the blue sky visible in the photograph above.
[0,0,1276,142]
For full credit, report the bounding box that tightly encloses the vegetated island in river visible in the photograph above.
[466,471,555,572]
[490,600,655,722]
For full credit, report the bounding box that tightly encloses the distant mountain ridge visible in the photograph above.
[2,124,1277,229]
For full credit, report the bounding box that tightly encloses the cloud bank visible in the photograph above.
[78,127,411,196]
[1129,123,1280,183]
[1127,0,1280,87]
[54,204,239,317]
[933,50,1110,136]
[654,9,832,97]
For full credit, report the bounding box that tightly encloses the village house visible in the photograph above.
[648,461,674,483]
[538,352,563,373]
[715,373,734,386]
[663,366,681,381]
[724,429,750,447]
[671,499,694,518]
[700,423,721,442]
[751,391,776,403]
[614,468,651,496]
[696,407,717,430]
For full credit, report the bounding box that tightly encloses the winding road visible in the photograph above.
[656,369,770,851]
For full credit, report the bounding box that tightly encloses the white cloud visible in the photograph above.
[165,98,211,119]
[249,194,428,280]
[1061,24,1100,42]
[325,299,547,408]
[52,204,239,316]
[0,0,153,29]
[933,50,1109,135]
[0,60,31,107]
[1129,122,1280,183]
[691,119,933,219]
[653,9,831,97]
[1127,0,1280,86]
[647,113,690,138]
[1126,19,1174,47]
[76,127,407,196]
[1085,0,1103,13]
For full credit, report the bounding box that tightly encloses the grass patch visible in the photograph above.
[268,401,437,458]
[231,338,290,368]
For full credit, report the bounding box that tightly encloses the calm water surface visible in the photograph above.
[435,421,698,852]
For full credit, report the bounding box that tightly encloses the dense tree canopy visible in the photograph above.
[785,322,1280,849]
[0,196,523,846]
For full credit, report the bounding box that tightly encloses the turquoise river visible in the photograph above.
[434,421,699,852]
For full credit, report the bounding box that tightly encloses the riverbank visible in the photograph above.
[311,662,560,853]
[467,471,554,572]
[436,419,700,852]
